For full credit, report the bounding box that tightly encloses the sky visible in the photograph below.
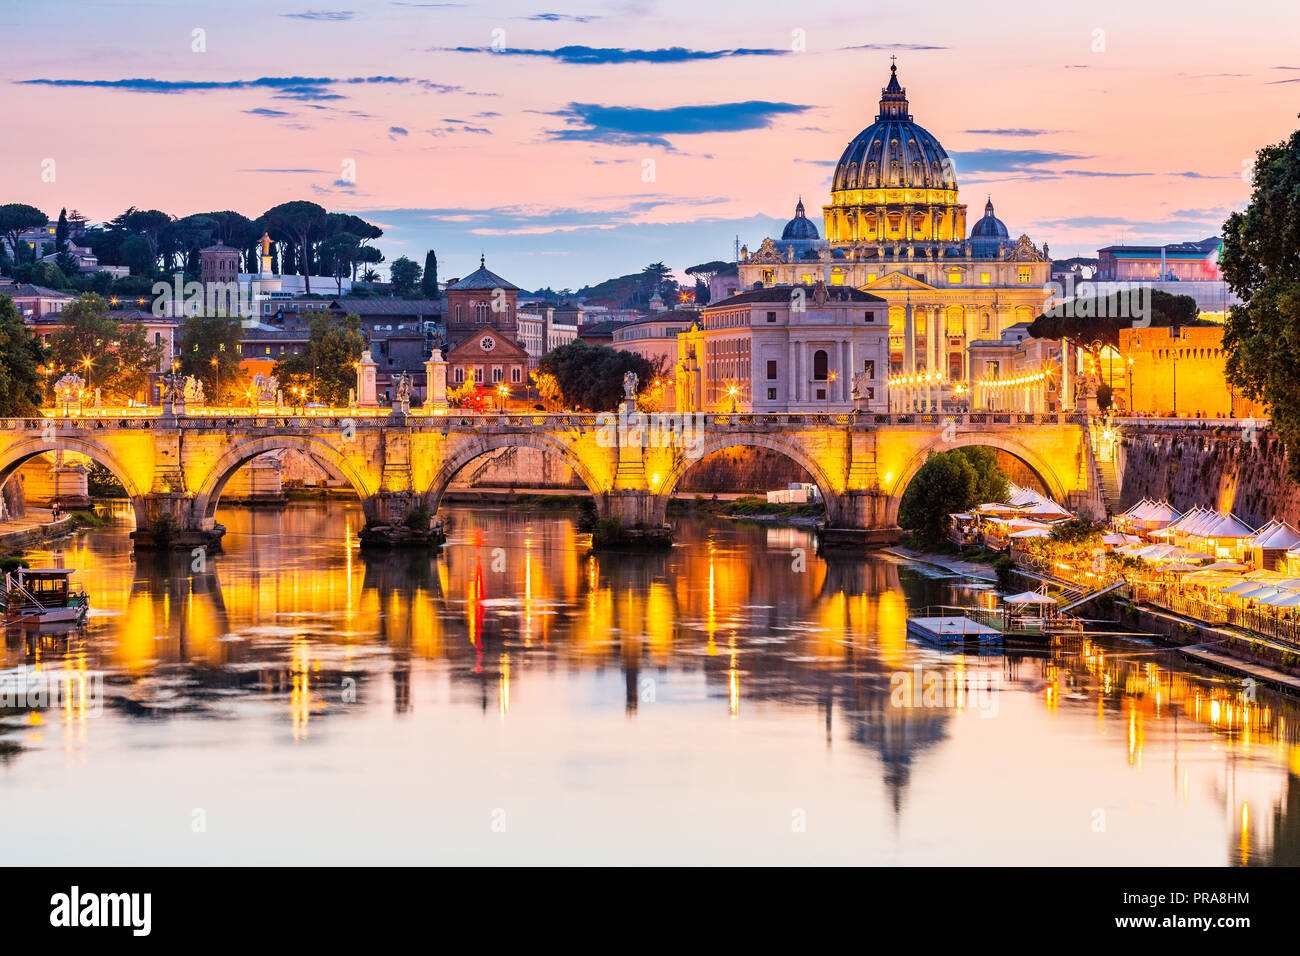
[3,0,1298,290]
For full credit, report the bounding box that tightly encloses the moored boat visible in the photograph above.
[2,568,89,628]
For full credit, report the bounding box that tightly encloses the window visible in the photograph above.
[492,366,503,382]
[864,360,875,379]
[866,387,875,400]
[767,388,777,400]
[812,349,829,381]
[1017,267,1031,283]
[766,311,777,323]
[947,271,960,284]
[981,313,991,332]
[816,388,826,400]
[980,273,991,284]
[864,311,875,323]
[511,367,521,383]
[830,272,844,285]
[454,366,464,383]
[767,359,778,380]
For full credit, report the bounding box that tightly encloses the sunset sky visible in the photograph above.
[4,0,1298,290]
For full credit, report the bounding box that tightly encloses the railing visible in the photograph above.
[2,409,1090,432]
[1130,582,1300,649]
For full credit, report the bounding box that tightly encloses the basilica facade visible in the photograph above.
[734,63,1054,405]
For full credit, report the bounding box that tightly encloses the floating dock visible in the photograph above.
[907,614,1002,647]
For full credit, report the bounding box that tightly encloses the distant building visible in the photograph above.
[575,319,629,347]
[610,309,698,368]
[0,281,74,319]
[333,298,442,401]
[443,257,529,394]
[1096,238,1239,317]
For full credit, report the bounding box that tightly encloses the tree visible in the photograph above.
[318,232,360,295]
[537,341,653,411]
[0,204,47,269]
[686,259,728,306]
[48,294,163,404]
[0,295,47,415]
[897,446,1009,548]
[389,256,422,297]
[55,208,69,253]
[120,235,155,276]
[272,312,366,406]
[262,201,328,293]
[1222,123,1300,478]
[111,208,173,273]
[177,313,245,404]
[421,250,439,298]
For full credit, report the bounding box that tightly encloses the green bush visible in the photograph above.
[994,554,1017,589]
[403,505,431,532]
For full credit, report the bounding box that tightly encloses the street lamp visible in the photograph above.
[496,382,508,413]
[727,384,738,414]
[827,370,837,413]
[82,357,92,398]
[210,356,219,406]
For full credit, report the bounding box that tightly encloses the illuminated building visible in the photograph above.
[736,62,1052,406]
[1119,325,1266,419]
[674,284,889,413]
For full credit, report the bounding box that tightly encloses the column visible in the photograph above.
[840,340,850,404]
[787,340,796,409]
[903,299,915,375]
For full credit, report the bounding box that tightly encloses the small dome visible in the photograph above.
[970,197,1008,239]
[781,198,820,241]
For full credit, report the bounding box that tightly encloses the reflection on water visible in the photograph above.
[3,501,1300,865]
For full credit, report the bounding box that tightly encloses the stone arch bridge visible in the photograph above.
[0,408,1103,550]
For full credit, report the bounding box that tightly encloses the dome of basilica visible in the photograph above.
[830,63,958,193]
[970,197,1008,239]
[780,199,820,240]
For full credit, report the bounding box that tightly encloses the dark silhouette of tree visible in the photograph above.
[0,204,47,269]
[422,250,439,298]
[0,294,47,414]
[1222,123,1300,478]
[261,201,328,293]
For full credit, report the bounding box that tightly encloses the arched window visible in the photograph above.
[813,349,829,381]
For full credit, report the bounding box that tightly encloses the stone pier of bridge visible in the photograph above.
[0,405,1103,553]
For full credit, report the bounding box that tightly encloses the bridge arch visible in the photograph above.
[885,433,1070,527]
[653,432,844,523]
[192,435,376,523]
[424,433,607,512]
[0,436,148,526]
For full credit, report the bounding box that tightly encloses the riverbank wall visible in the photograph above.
[1116,422,1300,527]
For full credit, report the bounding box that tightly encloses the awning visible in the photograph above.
[1003,591,1058,605]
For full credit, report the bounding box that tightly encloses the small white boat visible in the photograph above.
[3,568,89,628]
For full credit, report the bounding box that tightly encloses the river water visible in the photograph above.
[2,500,1298,865]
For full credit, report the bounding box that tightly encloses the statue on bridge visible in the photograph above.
[623,371,639,401]
[182,375,206,406]
[53,373,86,407]
[394,372,413,404]
[251,374,278,405]
[851,370,869,402]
